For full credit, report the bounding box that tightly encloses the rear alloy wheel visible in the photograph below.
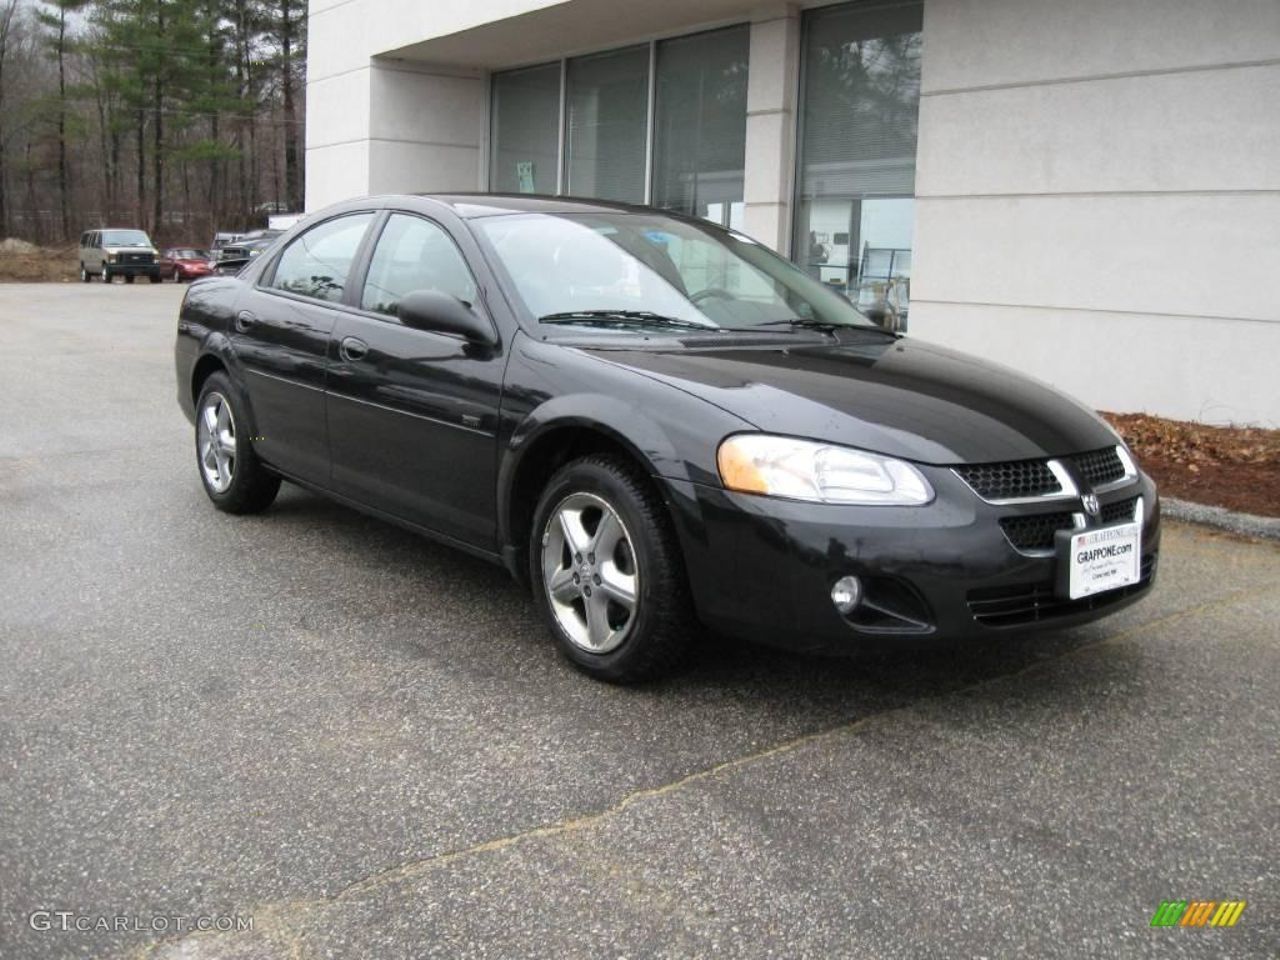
[80,263,89,282]
[530,455,693,682]
[195,372,281,514]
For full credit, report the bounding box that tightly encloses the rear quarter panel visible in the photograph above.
[174,277,243,424]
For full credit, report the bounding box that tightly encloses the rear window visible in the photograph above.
[268,213,373,303]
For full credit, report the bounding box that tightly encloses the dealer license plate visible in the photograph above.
[1061,522,1142,599]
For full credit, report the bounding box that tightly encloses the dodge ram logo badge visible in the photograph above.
[1081,493,1100,518]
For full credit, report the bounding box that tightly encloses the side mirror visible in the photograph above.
[398,289,495,345]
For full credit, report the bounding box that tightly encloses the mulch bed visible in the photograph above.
[1102,412,1280,518]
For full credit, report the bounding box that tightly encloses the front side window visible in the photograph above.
[477,212,878,333]
[269,213,373,303]
[360,214,477,317]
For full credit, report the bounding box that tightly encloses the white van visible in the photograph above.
[78,228,162,284]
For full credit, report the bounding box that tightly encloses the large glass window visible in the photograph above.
[564,46,650,203]
[490,63,561,194]
[361,214,477,317]
[488,29,750,219]
[794,1,922,328]
[269,213,373,303]
[651,26,749,228]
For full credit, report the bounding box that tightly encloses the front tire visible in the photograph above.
[173,268,182,283]
[195,372,281,514]
[529,455,693,683]
[101,268,111,283]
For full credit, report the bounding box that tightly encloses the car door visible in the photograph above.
[326,210,504,549]
[232,210,376,483]
[87,232,102,273]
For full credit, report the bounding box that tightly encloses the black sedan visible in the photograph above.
[174,194,1159,682]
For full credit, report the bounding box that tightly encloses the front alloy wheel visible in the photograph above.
[530,455,692,682]
[541,492,639,654]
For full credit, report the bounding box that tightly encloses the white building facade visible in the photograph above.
[306,0,1280,426]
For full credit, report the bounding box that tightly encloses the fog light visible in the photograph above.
[830,575,862,615]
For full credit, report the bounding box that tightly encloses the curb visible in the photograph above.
[1162,498,1280,542]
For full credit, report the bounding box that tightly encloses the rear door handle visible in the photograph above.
[339,336,368,362]
[234,310,257,332]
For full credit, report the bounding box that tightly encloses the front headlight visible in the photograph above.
[105,252,118,263]
[717,434,933,506]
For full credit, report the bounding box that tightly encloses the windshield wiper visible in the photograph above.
[756,317,841,332]
[539,310,718,331]
[756,317,899,336]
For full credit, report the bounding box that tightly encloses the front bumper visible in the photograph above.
[106,260,160,276]
[662,466,1160,653]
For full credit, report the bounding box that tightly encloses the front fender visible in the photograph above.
[494,338,753,568]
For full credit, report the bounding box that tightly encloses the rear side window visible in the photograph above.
[360,213,477,317]
[269,213,373,303]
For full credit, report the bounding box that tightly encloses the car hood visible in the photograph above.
[581,332,1117,465]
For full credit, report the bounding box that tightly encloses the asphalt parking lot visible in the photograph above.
[1,282,1277,959]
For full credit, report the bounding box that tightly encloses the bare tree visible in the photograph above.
[0,0,21,235]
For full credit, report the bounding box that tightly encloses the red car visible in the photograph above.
[159,247,213,282]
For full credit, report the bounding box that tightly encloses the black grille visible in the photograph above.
[1073,447,1126,488]
[1100,496,1139,525]
[955,459,1061,500]
[968,554,1157,627]
[999,511,1075,552]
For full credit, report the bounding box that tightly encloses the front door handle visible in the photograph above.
[234,310,257,332]
[339,336,368,362]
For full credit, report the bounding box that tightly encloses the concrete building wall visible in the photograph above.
[306,0,1280,425]
[910,0,1280,425]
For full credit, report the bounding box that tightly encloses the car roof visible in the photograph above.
[402,193,663,219]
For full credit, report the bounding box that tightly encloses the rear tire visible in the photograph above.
[529,454,693,683]
[172,268,182,282]
[101,268,111,283]
[195,371,281,514]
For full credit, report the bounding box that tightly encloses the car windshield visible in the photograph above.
[101,230,152,247]
[172,249,207,259]
[474,212,881,333]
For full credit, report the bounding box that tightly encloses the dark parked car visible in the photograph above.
[159,247,213,282]
[212,234,281,274]
[174,195,1159,682]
